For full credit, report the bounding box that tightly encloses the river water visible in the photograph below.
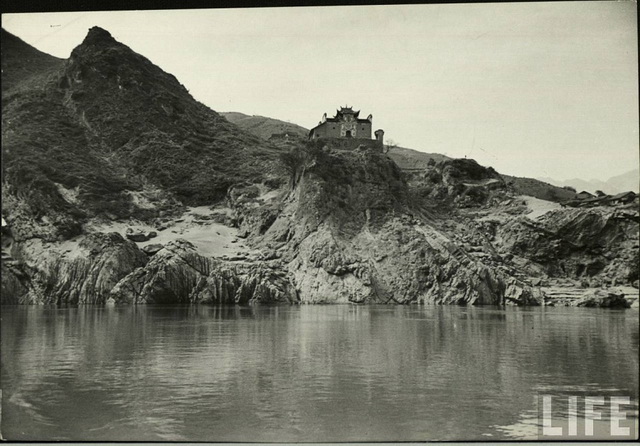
[1,304,638,441]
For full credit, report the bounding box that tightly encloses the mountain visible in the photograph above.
[538,168,639,195]
[1,27,637,307]
[2,27,281,240]
[221,111,308,140]
[605,169,640,193]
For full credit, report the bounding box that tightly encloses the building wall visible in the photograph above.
[355,121,372,139]
[311,121,341,138]
[311,119,372,139]
[316,137,383,152]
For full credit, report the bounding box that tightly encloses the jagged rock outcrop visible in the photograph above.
[1,191,84,242]
[401,157,510,209]
[6,232,148,304]
[497,207,639,286]
[294,217,542,305]
[110,239,296,304]
[236,146,541,305]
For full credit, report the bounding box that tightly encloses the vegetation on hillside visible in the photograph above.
[221,112,309,140]
[1,29,64,94]
[2,27,286,239]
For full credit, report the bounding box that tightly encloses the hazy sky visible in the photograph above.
[2,2,638,181]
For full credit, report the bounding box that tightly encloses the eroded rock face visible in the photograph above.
[10,232,148,304]
[3,144,636,308]
[110,239,296,304]
[1,262,30,304]
[497,208,639,286]
[1,190,84,243]
[241,148,540,305]
[283,219,514,305]
[287,225,375,304]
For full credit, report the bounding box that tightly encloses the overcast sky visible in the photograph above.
[2,2,638,182]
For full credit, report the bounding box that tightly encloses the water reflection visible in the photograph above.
[1,305,638,441]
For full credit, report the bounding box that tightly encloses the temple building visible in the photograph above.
[308,106,384,151]
[308,106,374,139]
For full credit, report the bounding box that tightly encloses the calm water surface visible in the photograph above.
[1,304,638,441]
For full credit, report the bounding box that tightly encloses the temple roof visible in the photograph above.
[335,106,360,119]
[322,116,370,124]
[310,105,373,132]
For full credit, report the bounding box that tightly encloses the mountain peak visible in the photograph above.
[81,26,117,47]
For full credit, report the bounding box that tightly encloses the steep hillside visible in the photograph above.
[1,29,64,94]
[221,111,308,140]
[2,27,282,241]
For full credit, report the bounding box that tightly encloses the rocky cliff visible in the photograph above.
[497,207,638,286]
[231,145,547,305]
[110,239,295,304]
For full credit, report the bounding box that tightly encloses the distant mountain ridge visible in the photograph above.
[538,168,639,195]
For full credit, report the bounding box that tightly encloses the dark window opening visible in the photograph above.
[345,130,352,137]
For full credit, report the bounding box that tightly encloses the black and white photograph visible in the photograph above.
[1,1,638,442]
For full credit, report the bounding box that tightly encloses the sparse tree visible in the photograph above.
[383,139,398,154]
